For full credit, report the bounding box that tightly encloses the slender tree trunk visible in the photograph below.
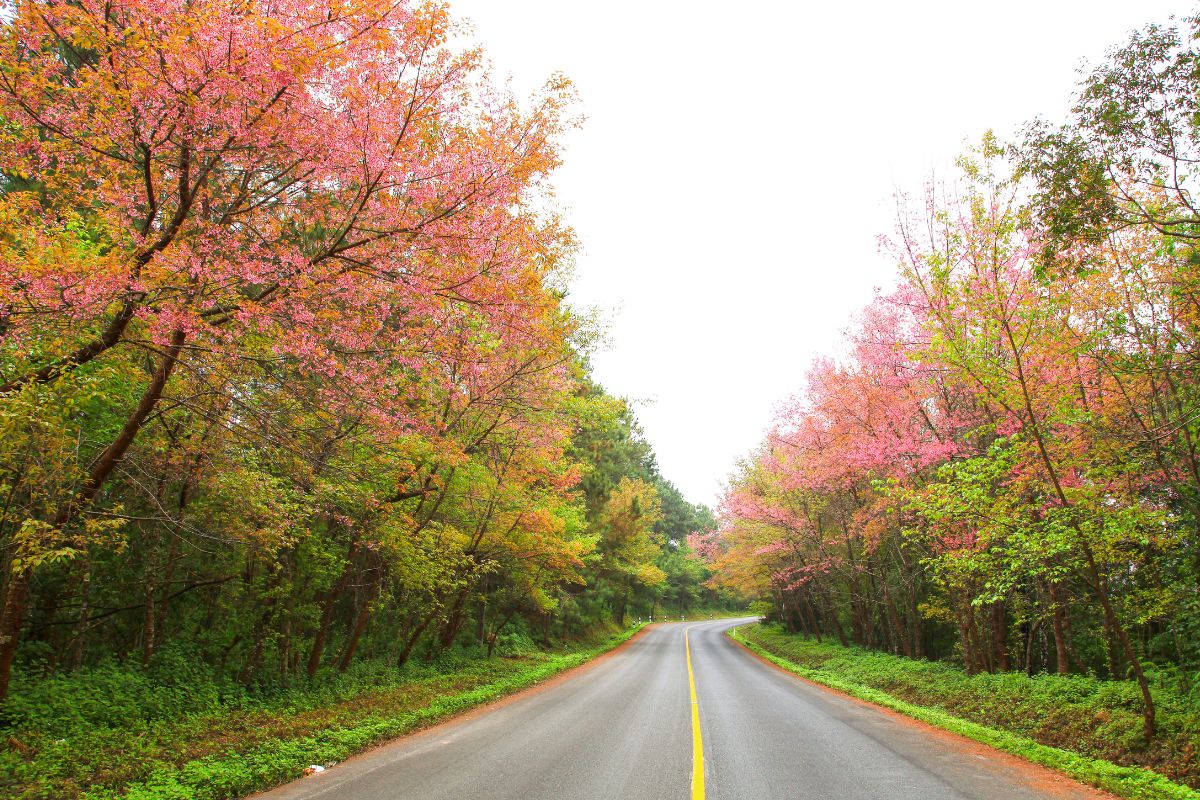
[1097,608,1123,679]
[772,587,789,629]
[1047,583,1071,675]
[1082,548,1156,739]
[823,590,849,647]
[953,590,980,675]
[306,591,338,679]
[776,588,796,633]
[139,477,169,666]
[142,564,156,666]
[799,591,822,642]
[884,585,912,657]
[337,573,380,672]
[1023,618,1041,675]
[0,330,186,700]
[279,614,292,679]
[59,330,187,529]
[996,310,1154,735]
[474,576,488,644]
[438,587,470,650]
[69,555,93,670]
[1060,602,1088,674]
[154,532,180,654]
[154,474,192,655]
[243,610,271,683]
[487,611,517,658]
[970,595,993,674]
[992,601,1010,672]
[895,541,924,658]
[397,609,438,668]
[307,540,358,679]
[0,568,30,699]
[909,584,924,659]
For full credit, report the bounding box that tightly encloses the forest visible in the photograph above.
[702,12,1200,751]
[0,0,726,718]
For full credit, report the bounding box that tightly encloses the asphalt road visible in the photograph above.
[253,618,1111,800]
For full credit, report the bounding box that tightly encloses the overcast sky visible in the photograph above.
[451,0,1188,507]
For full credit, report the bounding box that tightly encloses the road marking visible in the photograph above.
[686,625,705,800]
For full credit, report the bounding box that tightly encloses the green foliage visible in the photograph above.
[564,378,732,627]
[1019,15,1200,260]
[735,624,1200,795]
[0,627,643,800]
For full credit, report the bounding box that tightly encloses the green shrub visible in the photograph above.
[0,626,641,800]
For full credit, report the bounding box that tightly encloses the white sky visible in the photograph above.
[451,0,1189,507]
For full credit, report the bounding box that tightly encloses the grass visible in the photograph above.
[0,625,642,800]
[731,623,1200,800]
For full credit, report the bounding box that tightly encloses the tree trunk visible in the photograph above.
[953,590,980,676]
[57,330,187,529]
[992,601,1010,672]
[474,577,488,645]
[1023,618,1040,675]
[153,474,192,656]
[337,572,380,673]
[487,611,517,658]
[1082,549,1156,739]
[776,588,795,632]
[307,540,358,679]
[0,568,31,699]
[70,555,93,670]
[0,330,187,699]
[142,562,156,666]
[800,591,822,642]
[822,590,849,647]
[397,609,438,668]
[438,587,470,650]
[884,585,912,657]
[1048,582,1070,675]
[153,532,180,655]
[1098,608,1123,679]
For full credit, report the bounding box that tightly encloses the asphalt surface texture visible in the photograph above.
[252,618,1113,800]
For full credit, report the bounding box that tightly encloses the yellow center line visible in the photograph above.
[685,625,705,800]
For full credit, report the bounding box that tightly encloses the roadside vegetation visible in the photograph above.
[697,7,1200,775]
[734,624,1200,800]
[1,624,641,800]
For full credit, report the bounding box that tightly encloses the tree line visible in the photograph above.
[701,12,1200,741]
[0,0,725,703]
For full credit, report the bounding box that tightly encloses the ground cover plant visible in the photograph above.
[0,625,641,800]
[734,623,1200,800]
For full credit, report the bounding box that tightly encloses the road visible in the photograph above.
[253,618,1112,800]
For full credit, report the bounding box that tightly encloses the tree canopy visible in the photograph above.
[0,0,732,703]
[700,14,1200,743]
